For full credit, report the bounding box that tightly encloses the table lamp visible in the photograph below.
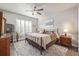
[63,28,68,36]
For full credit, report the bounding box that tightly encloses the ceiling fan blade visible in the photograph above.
[34,6,37,11]
[34,6,36,9]
[37,12,41,15]
[36,8,43,11]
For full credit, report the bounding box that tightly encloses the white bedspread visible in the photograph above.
[26,33,52,49]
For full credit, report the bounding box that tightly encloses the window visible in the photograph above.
[20,20,24,34]
[16,19,20,33]
[16,19,32,39]
[29,21,32,32]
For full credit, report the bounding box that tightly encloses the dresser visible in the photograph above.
[0,36,10,56]
[60,35,72,47]
[0,12,3,36]
[0,11,10,56]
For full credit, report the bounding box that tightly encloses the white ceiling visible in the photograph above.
[0,3,77,19]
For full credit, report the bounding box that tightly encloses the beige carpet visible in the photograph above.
[10,40,78,56]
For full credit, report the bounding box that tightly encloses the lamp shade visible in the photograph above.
[63,28,68,33]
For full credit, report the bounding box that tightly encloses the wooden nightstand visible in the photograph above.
[60,35,72,47]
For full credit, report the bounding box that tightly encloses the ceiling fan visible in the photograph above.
[25,6,44,15]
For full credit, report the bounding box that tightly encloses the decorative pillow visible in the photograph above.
[50,32,57,40]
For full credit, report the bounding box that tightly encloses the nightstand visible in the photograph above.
[60,35,72,47]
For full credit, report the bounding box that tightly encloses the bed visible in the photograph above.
[26,31,59,55]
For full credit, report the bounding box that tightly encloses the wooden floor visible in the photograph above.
[10,40,78,56]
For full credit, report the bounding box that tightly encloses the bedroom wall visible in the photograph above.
[78,5,79,52]
[38,6,78,47]
[55,6,78,47]
[2,11,38,33]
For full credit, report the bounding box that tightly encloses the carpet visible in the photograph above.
[12,41,68,56]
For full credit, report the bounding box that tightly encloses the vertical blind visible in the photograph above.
[16,19,32,39]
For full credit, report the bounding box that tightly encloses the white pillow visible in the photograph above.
[39,30,43,34]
